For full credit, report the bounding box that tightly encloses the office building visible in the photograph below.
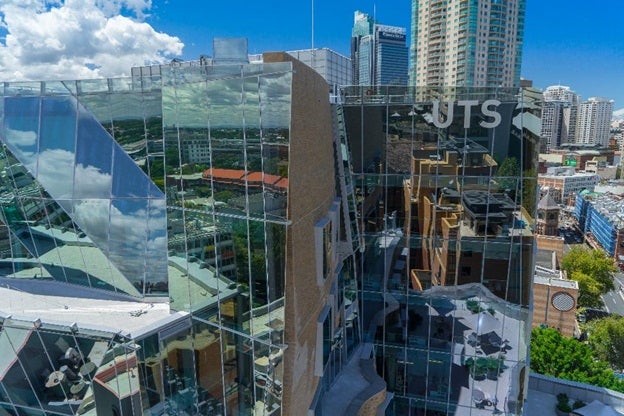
[575,191,624,268]
[0,40,539,415]
[350,10,375,86]
[0,41,361,416]
[576,97,614,147]
[350,11,409,86]
[538,166,598,205]
[409,0,526,88]
[320,86,539,415]
[287,48,352,97]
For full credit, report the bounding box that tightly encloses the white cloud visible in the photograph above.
[73,197,168,284]
[0,0,183,81]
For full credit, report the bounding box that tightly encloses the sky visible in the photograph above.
[0,0,622,108]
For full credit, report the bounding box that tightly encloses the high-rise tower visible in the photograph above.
[351,11,408,86]
[409,0,527,88]
[351,10,375,86]
[541,85,581,149]
[576,97,614,146]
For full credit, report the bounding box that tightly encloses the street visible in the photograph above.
[601,273,624,316]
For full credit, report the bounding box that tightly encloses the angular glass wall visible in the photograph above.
[0,86,167,298]
[340,86,539,415]
[0,57,295,415]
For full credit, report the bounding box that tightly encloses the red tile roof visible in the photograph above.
[202,168,289,191]
[246,172,281,185]
[203,168,246,181]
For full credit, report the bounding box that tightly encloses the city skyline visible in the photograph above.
[0,1,622,106]
[0,2,616,415]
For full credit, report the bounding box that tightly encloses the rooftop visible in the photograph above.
[580,192,624,229]
[0,284,180,337]
[538,190,560,210]
[534,272,578,290]
[526,373,624,416]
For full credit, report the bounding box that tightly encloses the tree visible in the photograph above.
[496,156,520,193]
[530,327,624,392]
[572,271,605,308]
[561,246,617,307]
[587,316,624,371]
[495,158,537,213]
[522,169,537,215]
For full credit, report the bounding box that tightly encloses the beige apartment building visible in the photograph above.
[409,0,526,87]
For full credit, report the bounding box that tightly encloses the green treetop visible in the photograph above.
[530,327,624,392]
[561,246,617,307]
[587,316,624,371]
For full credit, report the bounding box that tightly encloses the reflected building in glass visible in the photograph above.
[0,39,541,415]
[319,86,540,415]
[0,42,361,416]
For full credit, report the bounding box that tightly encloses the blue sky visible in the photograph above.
[147,0,624,108]
[0,1,622,108]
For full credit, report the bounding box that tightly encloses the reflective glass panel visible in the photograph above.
[108,198,149,290]
[2,97,40,176]
[74,107,113,199]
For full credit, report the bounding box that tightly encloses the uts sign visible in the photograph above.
[432,99,502,129]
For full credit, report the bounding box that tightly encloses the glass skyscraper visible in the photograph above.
[351,11,409,87]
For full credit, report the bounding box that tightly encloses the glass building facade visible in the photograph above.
[327,86,540,415]
[0,43,540,415]
[0,49,361,416]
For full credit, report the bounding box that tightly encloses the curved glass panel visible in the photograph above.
[0,91,167,296]
[109,93,148,165]
[111,147,149,199]
[145,198,168,291]
[259,72,291,137]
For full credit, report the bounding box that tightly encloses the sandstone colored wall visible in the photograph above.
[263,52,336,415]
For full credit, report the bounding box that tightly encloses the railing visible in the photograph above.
[339,86,521,106]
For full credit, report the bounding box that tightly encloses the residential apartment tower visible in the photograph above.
[409,0,526,87]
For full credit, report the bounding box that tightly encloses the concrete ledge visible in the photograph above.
[529,372,624,411]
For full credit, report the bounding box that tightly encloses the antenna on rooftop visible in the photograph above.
[311,0,315,50]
